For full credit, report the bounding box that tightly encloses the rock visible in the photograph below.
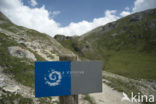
[8,46,36,61]
[129,14,143,22]
[104,22,116,30]
[51,98,57,102]
[3,85,20,94]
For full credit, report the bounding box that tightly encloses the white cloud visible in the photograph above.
[0,0,155,36]
[120,0,156,17]
[133,0,156,12]
[29,0,38,7]
[0,0,119,36]
[120,11,131,17]
[57,10,119,35]
[120,7,131,17]
[51,11,61,18]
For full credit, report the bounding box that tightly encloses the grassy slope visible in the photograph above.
[56,9,156,80]
[104,51,156,79]
[0,32,45,87]
[0,15,61,103]
[0,14,65,88]
[0,18,49,87]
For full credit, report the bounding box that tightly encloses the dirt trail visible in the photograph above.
[103,71,156,97]
[89,71,156,104]
[1,64,155,104]
[90,82,137,104]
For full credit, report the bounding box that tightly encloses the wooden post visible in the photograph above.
[59,55,78,104]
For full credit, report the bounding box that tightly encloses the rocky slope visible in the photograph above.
[0,11,76,103]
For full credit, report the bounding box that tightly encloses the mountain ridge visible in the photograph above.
[55,8,156,79]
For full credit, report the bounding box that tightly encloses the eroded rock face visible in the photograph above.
[8,46,36,61]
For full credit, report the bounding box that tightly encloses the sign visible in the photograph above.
[35,61,102,97]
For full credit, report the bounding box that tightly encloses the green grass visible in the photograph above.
[57,35,156,80]
[103,51,156,80]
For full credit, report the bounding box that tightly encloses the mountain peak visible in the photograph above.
[0,11,12,24]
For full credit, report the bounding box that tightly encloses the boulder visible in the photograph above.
[3,85,20,94]
[8,46,36,61]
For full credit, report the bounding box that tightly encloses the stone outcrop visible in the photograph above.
[3,85,20,94]
[8,46,36,61]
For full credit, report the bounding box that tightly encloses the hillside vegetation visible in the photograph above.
[0,11,75,103]
[55,8,156,80]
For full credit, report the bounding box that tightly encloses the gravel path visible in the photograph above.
[103,71,156,97]
[90,83,137,104]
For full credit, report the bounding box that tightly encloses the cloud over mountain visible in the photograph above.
[133,0,156,12]
[0,0,155,36]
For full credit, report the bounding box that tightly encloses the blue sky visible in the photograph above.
[23,0,134,26]
[0,0,156,36]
